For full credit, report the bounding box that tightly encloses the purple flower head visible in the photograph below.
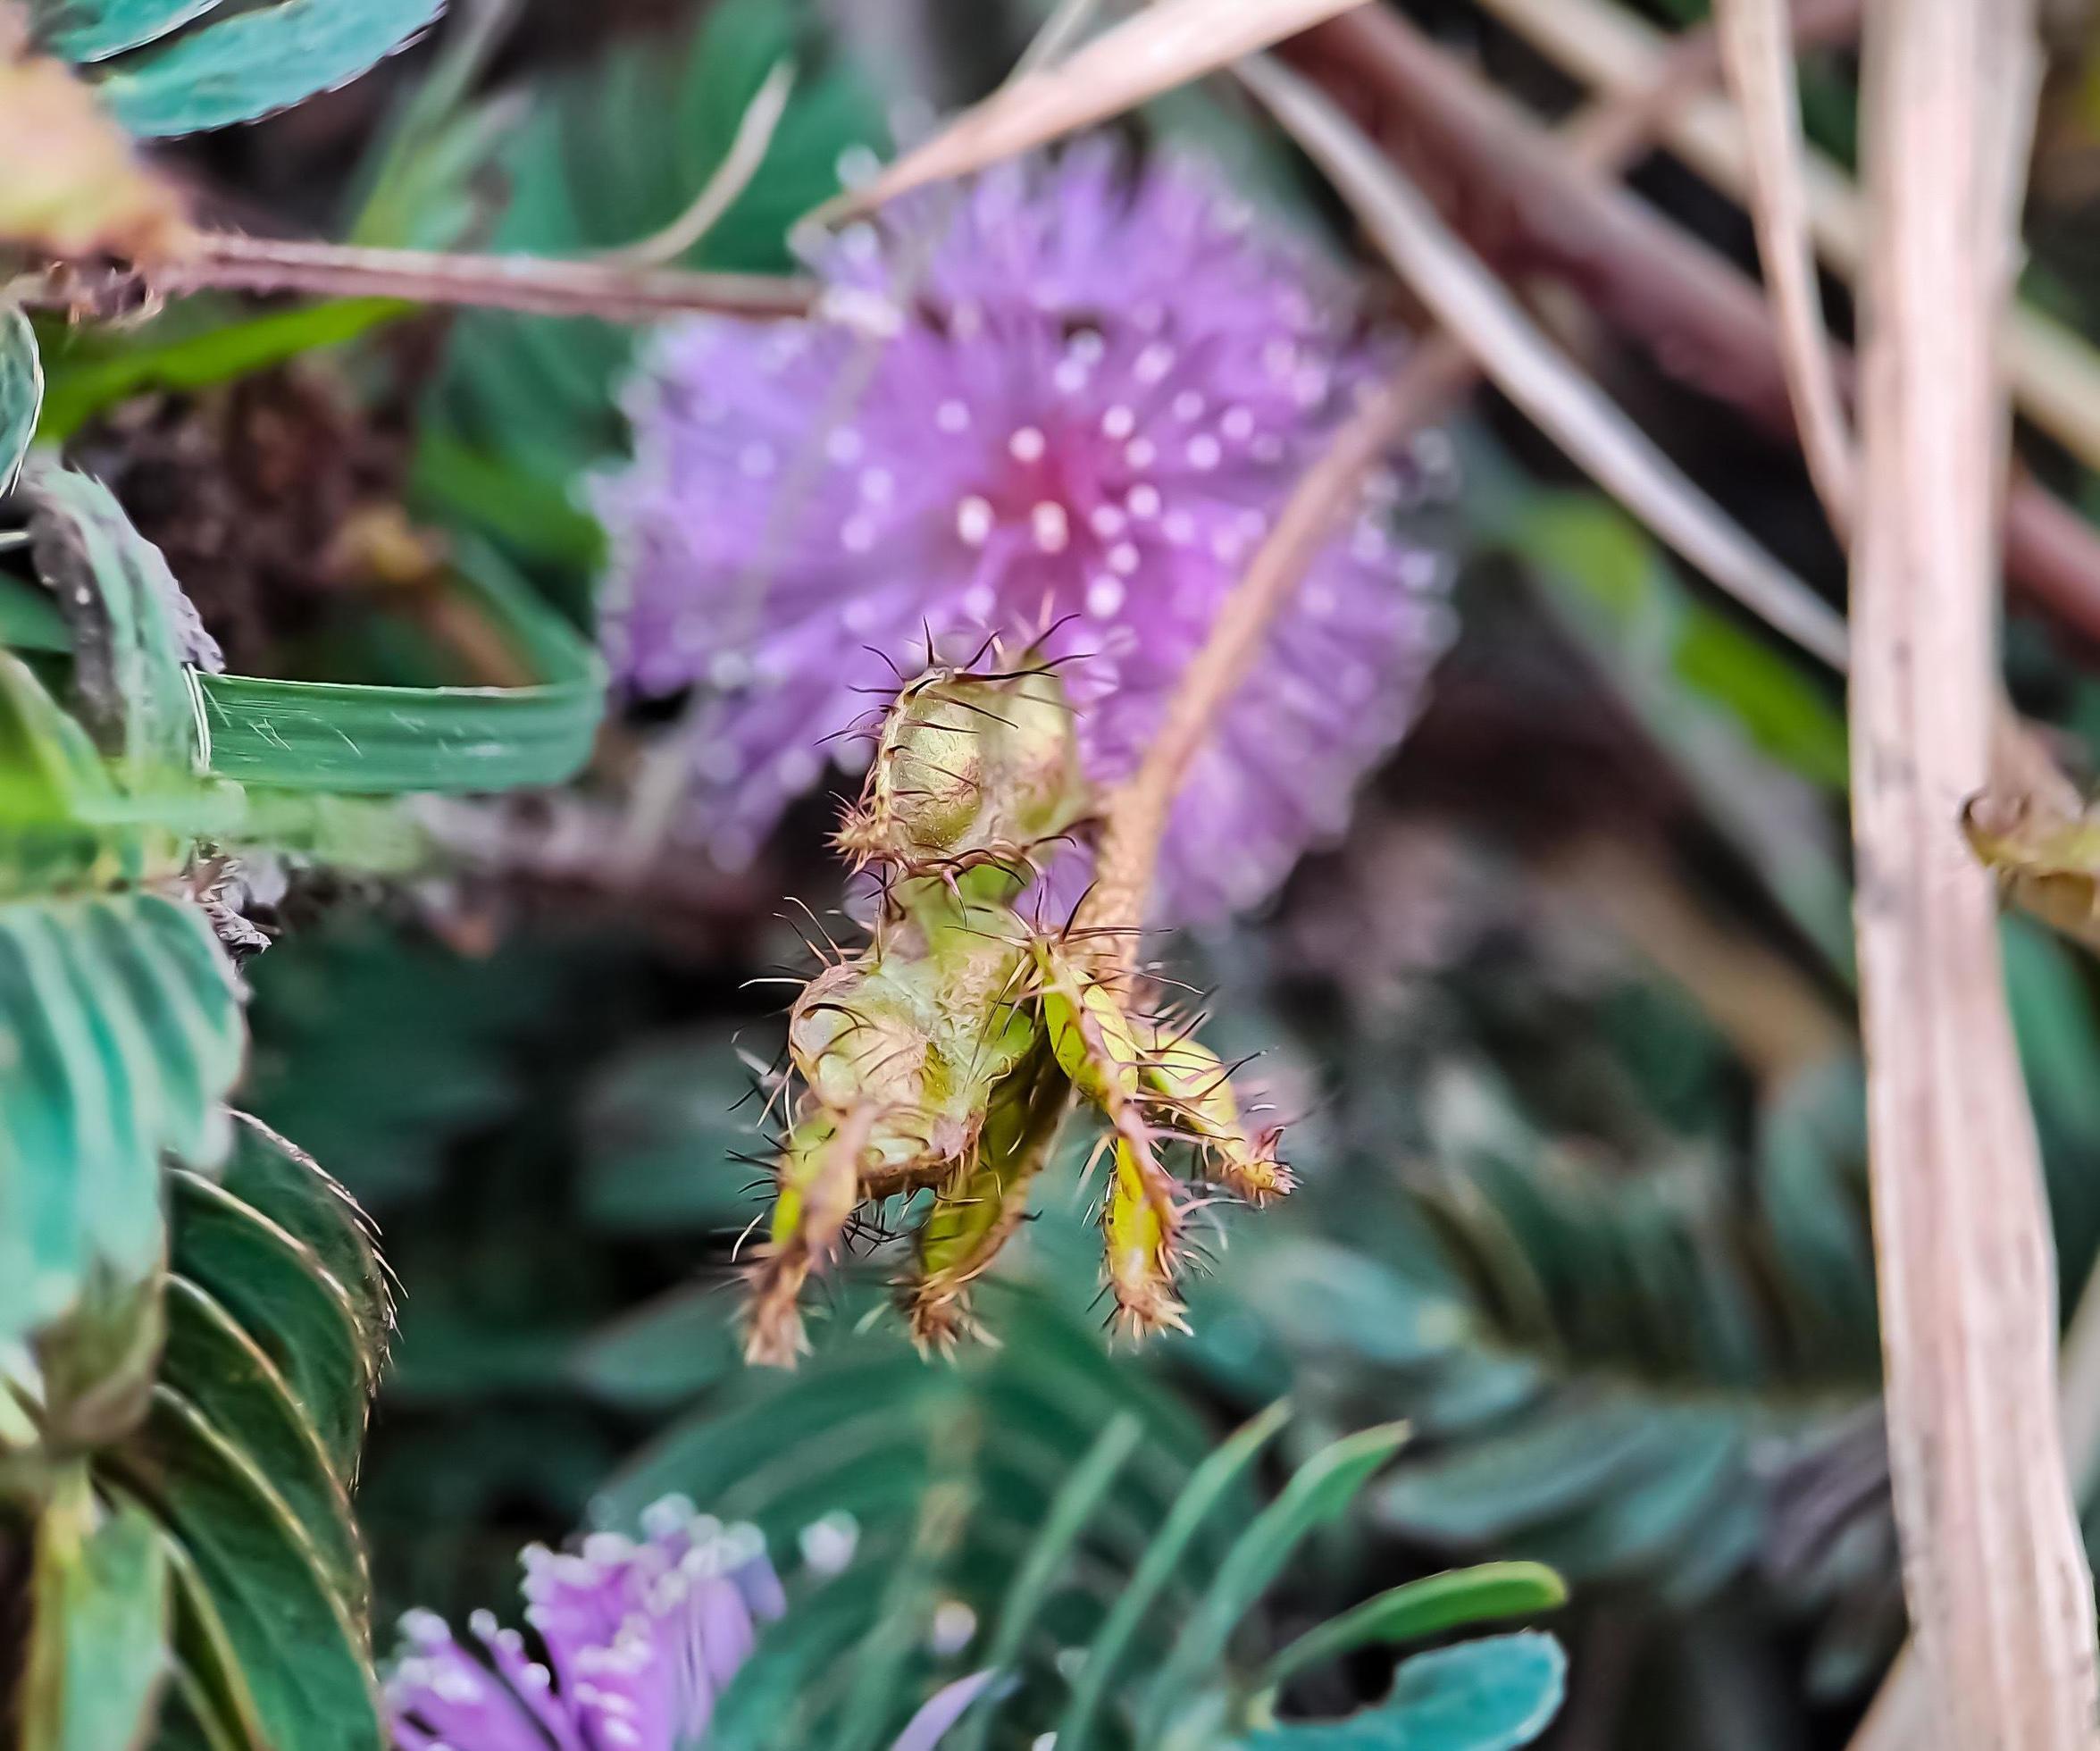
[597,140,1454,922]
[386,1496,988,1751]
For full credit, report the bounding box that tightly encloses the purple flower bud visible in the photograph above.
[386,1499,983,1751]
[596,141,1453,922]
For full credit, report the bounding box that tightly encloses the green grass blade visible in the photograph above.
[1138,1424,1410,1745]
[1056,1400,1292,1751]
[950,1411,1144,1751]
[1260,1564,1567,1692]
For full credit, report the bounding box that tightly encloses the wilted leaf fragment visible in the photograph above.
[93,0,444,138]
[0,10,190,260]
[1963,783,2100,953]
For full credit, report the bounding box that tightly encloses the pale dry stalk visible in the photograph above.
[1846,0,2100,1744]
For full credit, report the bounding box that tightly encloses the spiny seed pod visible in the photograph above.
[1143,1026,1294,1205]
[746,652,1291,1363]
[835,656,1086,878]
[746,1103,877,1367]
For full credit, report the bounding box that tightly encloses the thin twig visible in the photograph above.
[1286,6,2100,644]
[821,0,1368,222]
[598,58,798,268]
[117,232,820,323]
[1076,3,1840,961]
[1471,0,2100,481]
[1714,0,1857,529]
[1077,344,1477,961]
[1846,0,2099,1743]
[1242,54,1849,669]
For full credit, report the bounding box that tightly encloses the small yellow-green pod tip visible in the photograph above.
[1103,1135,1187,1339]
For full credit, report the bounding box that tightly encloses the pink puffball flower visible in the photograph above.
[596,141,1454,923]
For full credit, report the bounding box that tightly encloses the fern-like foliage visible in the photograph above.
[577,1282,1566,1749]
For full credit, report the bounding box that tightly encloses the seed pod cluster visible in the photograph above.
[744,652,1292,1365]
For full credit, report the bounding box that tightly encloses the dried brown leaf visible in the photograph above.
[0,7,192,267]
[832,0,1366,217]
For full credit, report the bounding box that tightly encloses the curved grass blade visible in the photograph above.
[1056,1400,1291,1751]
[1137,1424,1410,1745]
[1260,1564,1567,1692]
[950,1412,1143,1751]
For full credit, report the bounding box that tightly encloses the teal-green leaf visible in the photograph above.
[21,1484,171,1751]
[29,0,223,64]
[105,1388,383,1751]
[94,0,444,138]
[1242,1634,1566,1751]
[1261,1565,1568,1691]
[167,1171,374,1483]
[0,893,239,1345]
[1,304,40,494]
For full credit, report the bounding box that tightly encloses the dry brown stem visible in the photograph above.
[1287,5,2100,643]
[1846,0,2100,1742]
[20,232,821,323]
[1714,0,1857,528]
[1077,344,1476,962]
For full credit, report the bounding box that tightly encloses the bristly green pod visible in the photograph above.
[834,658,1086,880]
[745,649,1291,1363]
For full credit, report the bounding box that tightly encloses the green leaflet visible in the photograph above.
[105,1388,384,1751]
[28,0,222,63]
[1,305,41,495]
[21,1479,172,1751]
[1241,1634,1566,1751]
[20,457,207,775]
[13,458,604,796]
[167,1170,375,1484]
[217,1117,393,1370]
[93,0,444,138]
[0,892,241,1345]
[159,1276,369,1621]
